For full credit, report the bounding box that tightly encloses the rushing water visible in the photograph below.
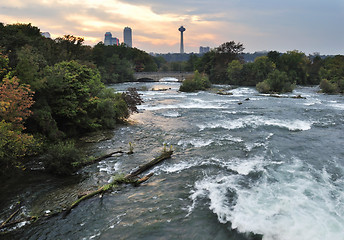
[1,82,344,240]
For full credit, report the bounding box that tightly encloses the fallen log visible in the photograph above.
[65,150,173,216]
[0,202,21,228]
[126,151,173,179]
[135,173,154,186]
[0,216,37,230]
[77,150,125,168]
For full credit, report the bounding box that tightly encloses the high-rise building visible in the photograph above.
[178,26,186,54]
[123,27,132,47]
[104,32,119,46]
[199,46,210,54]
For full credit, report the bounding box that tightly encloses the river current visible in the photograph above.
[1,81,344,240]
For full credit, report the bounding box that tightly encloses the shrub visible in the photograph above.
[319,79,338,94]
[42,140,84,176]
[256,70,295,93]
[256,81,270,93]
[0,120,38,172]
[179,71,211,92]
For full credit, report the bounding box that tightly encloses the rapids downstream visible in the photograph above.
[1,81,344,240]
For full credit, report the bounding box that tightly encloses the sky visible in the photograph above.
[0,0,343,55]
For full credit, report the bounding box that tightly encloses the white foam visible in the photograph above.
[197,116,312,131]
[161,111,181,118]
[230,87,257,96]
[189,157,344,240]
[139,100,227,111]
[178,139,214,148]
[329,103,344,110]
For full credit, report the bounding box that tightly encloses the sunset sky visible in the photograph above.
[1,0,343,54]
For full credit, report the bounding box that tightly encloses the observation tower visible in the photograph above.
[178,26,186,54]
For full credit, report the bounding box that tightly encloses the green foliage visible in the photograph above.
[15,45,47,91]
[0,23,147,177]
[195,41,245,83]
[319,55,344,93]
[43,61,103,134]
[92,43,157,83]
[227,56,275,86]
[278,50,310,85]
[256,70,295,93]
[0,120,38,172]
[42,140,84,176]
[319,79,338,94]
[0,52,12,79]
[227,60,243,85]
[307,55,323,85]
[179,70,211,92]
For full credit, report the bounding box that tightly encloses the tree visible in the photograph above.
[208,41,245,83]
[0,77,37,172]
[307,54,323,85]
[227,60,243,85]
[43,61,104,134]
[319,55,344,93]
[252,56,276,83]
[0,120,37,171]
[256,70,295,93]
[277,50,310,85]
[179,71,211,92]
[15,45,47,91]
[0,77,35,130]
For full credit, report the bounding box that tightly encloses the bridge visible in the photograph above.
[133,72,193,82]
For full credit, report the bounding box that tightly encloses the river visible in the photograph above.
[1,81,344,240]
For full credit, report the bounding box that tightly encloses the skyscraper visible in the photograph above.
[104,32,119,46]
[123,27,132,47]
[178,26,186,54]
[199,46,210,54]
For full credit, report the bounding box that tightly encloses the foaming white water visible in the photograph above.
[178,138,214,148]
[197,116,312,131]
[139,99,227,111]
[190,157,344,240]
[230,87,257,96]
[329,103,344,110]
[161,111,181,118]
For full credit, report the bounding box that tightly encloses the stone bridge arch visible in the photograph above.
[133,72,193,82]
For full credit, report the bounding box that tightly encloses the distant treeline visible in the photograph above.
[164,42,343,94]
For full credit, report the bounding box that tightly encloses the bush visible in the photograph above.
[319,79,338,94]
[179,70,211,92]
[42,140,84,176]
[256,70,295,93]
[256,81,270,93]
[0,120,38,172]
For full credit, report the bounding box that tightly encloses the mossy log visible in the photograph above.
[65,150,173,216]
[77,150,125,168]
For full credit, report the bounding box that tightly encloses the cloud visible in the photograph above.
[0,0,343,54]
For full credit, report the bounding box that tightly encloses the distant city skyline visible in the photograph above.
[0,0,343,55]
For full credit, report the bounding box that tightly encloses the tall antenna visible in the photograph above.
[178,26,186,54]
